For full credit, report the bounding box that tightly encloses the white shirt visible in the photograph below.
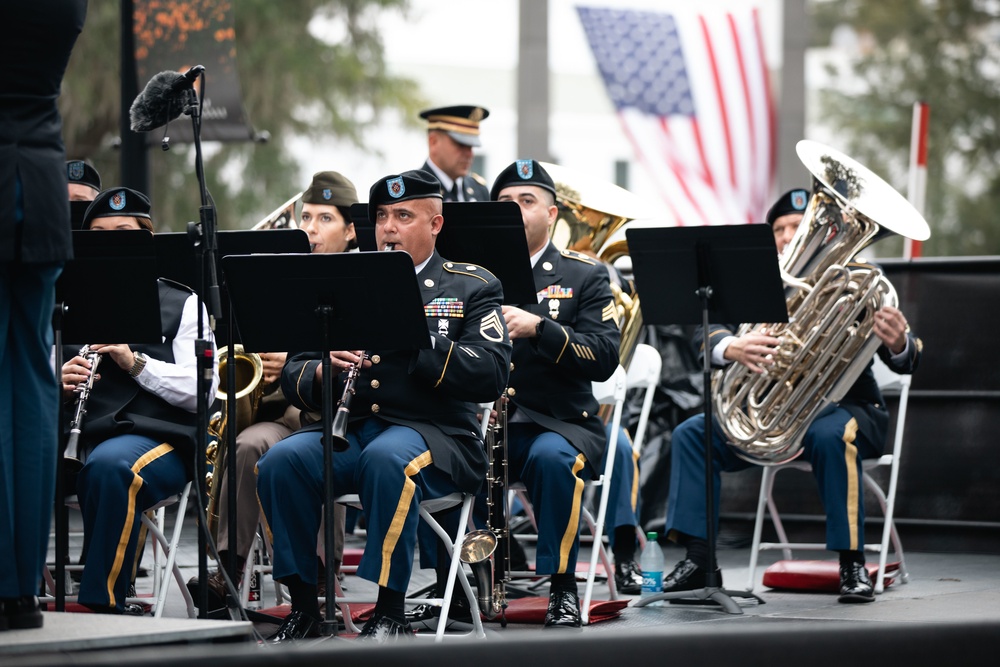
[424,160,463,201]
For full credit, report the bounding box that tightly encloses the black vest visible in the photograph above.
[65,280,200,469]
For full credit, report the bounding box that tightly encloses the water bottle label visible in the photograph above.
[641,571,663,595]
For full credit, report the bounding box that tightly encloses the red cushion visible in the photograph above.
[762,560,899,592]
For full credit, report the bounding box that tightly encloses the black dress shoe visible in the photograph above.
[615,560,644,595]
[357,612,414,643]
[543,589,581,628]
[3,596,43,630]
[267,610,321,643]
[661,559,722,593]
[838,562,875,603]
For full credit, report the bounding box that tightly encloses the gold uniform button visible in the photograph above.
[582,411,589,418]
[509,362,515,372]
[370,379,380,389]
[371,355,381,364]
[371,404,380,414]
[507,387,516,397]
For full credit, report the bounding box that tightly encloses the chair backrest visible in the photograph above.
[592,364,627,406]
[624,343,662,453]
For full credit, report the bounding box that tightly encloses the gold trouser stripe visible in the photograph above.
[107,443,174,606]
[554,326,570,364]
[843,418,860,550]
[434,341,454,388]
[132,517,151,583]
[254,463,273,546]
[557,454,588,573]
[625,431,639,511]
[379,450,434,586]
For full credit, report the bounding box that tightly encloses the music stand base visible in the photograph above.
[632,588,765,615]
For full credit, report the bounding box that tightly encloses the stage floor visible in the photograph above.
[7,504,999,662]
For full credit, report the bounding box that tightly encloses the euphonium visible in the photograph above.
[206,344,265,543]
[714,140,930,465]
[539,162,647,369]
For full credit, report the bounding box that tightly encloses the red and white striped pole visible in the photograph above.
[905,101,930,259]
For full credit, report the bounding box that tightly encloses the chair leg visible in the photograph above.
[746,467,772,591]
[419,496,486,642]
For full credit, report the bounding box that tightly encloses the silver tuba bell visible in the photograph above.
[714,140,930,465]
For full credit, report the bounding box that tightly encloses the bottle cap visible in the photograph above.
[646,531,658,540]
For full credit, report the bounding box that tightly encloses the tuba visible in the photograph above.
[714,140,930,465]
[539,162,649,369]
[206,344,266,543]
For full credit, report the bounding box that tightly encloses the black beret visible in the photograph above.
[419,105,489,147]
[66,160,101,193]
[368,170,442,222]
[766,188,810,225]
[83,187,152,229]
[490,159,557,201]
[302,170,359,207]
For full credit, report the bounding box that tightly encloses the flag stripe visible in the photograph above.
[577,5,775,228]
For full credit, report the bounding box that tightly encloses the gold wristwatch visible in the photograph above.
[128,352,147,378]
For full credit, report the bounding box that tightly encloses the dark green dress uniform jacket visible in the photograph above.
[700,322,922,452]
[281,251,511,493]
[505,243,621,467]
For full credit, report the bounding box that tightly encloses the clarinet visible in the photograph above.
[64,345,102,474]
[328,242,395,451]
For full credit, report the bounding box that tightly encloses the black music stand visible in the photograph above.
[626,224,786,614]
[221,251,429,636]
[52,230,163,610]
[352,200,536,304]
[155,229,311,617]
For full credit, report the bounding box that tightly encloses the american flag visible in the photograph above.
[577,5,775,226]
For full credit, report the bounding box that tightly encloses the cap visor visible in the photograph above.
[448,131,480,147]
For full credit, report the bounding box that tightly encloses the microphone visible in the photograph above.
[129,65,205,133]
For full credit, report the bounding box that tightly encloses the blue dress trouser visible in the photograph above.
[505,423,596,575]
[76,434,188,611]
[666,406,881,552]
[0,262,61,597]
[257,417,457,593]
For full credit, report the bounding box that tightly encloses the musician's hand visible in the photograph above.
[61,355,95,397]
[329,350,370,372]
[89,344,135,372]
[874,306,908,354]
[259,352,287,386]
[725,332,781,373]
[502,305,541,340]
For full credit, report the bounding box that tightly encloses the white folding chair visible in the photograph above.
[332,492,484,641]
[623,343,662,552]
[578,364,628,623]
[510,366,627,624]
[745,356,912,594]
[43,481,195,618]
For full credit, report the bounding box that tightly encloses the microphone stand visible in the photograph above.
[176,66,223,620]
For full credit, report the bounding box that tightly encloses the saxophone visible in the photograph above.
[714,140,930,465]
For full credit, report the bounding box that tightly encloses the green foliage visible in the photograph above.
[811,0,1000,256]
[59,0,423,231]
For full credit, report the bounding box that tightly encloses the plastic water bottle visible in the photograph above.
[640,531,664,604]
[247,546,261,610]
